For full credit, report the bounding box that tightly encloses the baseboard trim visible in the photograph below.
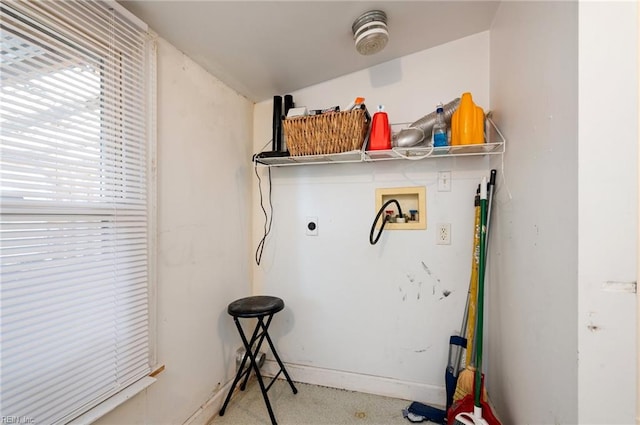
[183,361,446,425]
[262,360,446,408]
[182,380,233,425]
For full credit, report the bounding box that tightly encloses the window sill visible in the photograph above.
[67,376,157,425]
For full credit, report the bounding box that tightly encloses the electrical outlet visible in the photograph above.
[306,217,318,236]
[438,171,451,192]
[437,223,451,245]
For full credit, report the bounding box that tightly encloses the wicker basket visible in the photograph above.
[283,108,369,156]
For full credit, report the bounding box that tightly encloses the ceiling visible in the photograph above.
[118,1,501,103]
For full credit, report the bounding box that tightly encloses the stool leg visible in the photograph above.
[219,316,260,416]
[240,315,273,391]
[236,316,278,425]
[261,321,298,394]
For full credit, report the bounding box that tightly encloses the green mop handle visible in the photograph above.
[475,176,488,409]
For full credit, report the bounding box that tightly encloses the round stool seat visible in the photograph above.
[228,295,284,318]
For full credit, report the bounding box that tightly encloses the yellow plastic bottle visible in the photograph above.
[451,92,485,145]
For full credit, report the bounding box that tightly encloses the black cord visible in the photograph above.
[369,199,403,245]
[255,161,273,265]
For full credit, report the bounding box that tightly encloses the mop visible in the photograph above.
[405,181,483,423]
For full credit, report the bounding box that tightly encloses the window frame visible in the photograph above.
[0,1,157,423]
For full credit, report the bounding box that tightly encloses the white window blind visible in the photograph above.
[0,1,154,424]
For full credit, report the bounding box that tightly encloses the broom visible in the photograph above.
[445,184,481,408]
[453,171,496,402]
[451,175,501,425]
[453,185,481,402]
[405,186,480,423]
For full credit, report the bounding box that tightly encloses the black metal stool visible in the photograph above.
[219,295,297,425]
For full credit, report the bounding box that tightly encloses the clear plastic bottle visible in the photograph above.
[432,103,448,147]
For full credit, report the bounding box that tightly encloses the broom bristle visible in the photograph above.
[453,366,475,402]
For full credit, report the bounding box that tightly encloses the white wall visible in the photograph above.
[578,2,638,423]
[488,2,579,424]
[252,33,493,404]
[95,38,254,425]
[489,1,639,424]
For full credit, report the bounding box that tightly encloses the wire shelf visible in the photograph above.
[254,115,505,167]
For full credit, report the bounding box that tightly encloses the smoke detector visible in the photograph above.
[352,10,388,56]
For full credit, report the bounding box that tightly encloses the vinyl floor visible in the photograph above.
[208,379,417,425]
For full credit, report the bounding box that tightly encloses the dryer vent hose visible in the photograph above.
[396,97,461,147]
